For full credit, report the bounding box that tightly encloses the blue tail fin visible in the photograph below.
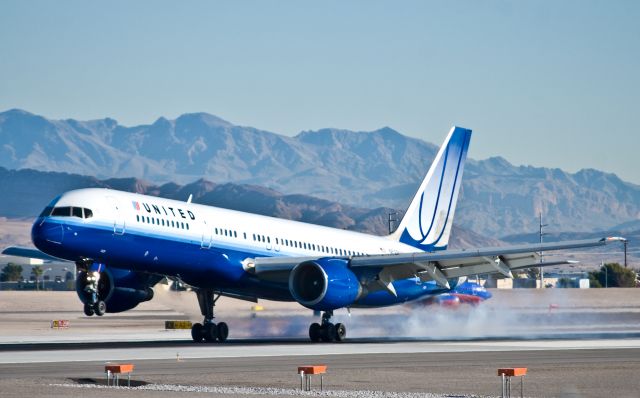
[390,126,472,251]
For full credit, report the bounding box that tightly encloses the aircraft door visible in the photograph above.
[274,237,280,252]
[107,196,126,235]
[201,219,212,249]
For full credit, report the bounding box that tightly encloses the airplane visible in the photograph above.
[411,280,492,308]
[2,126,625,343]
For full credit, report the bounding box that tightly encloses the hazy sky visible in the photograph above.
[1,1,639,183]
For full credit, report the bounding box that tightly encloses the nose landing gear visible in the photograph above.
[309,311,346,342]
[191,289,229,343]
[82,270,106,316]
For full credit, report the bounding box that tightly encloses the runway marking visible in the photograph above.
[3,338,640,364]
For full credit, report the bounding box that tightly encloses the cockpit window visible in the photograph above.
[49,206,94,219]
[51,207,71,217]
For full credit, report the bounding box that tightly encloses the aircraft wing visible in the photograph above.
[1,246,67,262]
[251,237,625,290]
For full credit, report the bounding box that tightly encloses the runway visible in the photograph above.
[2,290,640,397]
[1,340,640,398]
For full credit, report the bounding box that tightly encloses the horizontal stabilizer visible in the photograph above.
[2,246,65,262]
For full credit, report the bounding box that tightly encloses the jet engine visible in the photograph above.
[77,265,160,313]
[288,258,361,311]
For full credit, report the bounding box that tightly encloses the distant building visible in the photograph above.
[1,255,74,288]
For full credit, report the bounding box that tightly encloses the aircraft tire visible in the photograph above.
[321,323,336,342]
[83,303,95,316]
[334,322,346,342]
[309,323,321,342]
[216,322,229,342]
[94,300,106,316]
[191,323,204,342]
[203,322,218,342]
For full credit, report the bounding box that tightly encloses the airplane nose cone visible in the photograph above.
[32,219,64,248]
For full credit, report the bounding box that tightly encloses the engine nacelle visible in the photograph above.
[288,258,361,311]
[77,266,159,313]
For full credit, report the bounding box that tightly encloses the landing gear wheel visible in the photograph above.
[203,322,218,342]
[334,322,347,342]
[194,289,230,343]
[321,323,336,342]
[191,323,204,342]
[309,323,321,342]
[94,300,106,316]
[83,303,95,316]
[216,322,229,342]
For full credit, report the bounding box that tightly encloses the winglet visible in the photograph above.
[604,236,627,243]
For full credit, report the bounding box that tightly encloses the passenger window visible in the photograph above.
[243,232,247,239]
[186,224,189,230]
[234,231,237,238]
[267,237,270,243]
[136,215,140,222]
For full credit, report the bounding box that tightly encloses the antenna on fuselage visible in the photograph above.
[187,194,193,204]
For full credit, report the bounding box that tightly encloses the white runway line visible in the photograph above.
[4,339,640,364]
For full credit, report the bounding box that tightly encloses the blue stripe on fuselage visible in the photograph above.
[32,217,451,305]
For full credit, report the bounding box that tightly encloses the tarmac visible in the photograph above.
[1,289,640,397]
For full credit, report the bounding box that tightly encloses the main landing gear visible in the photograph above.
[191,289,229,343]
[308,311,346,343]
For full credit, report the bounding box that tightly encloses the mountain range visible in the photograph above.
[0,167,502,249]
[1,109,639,237]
